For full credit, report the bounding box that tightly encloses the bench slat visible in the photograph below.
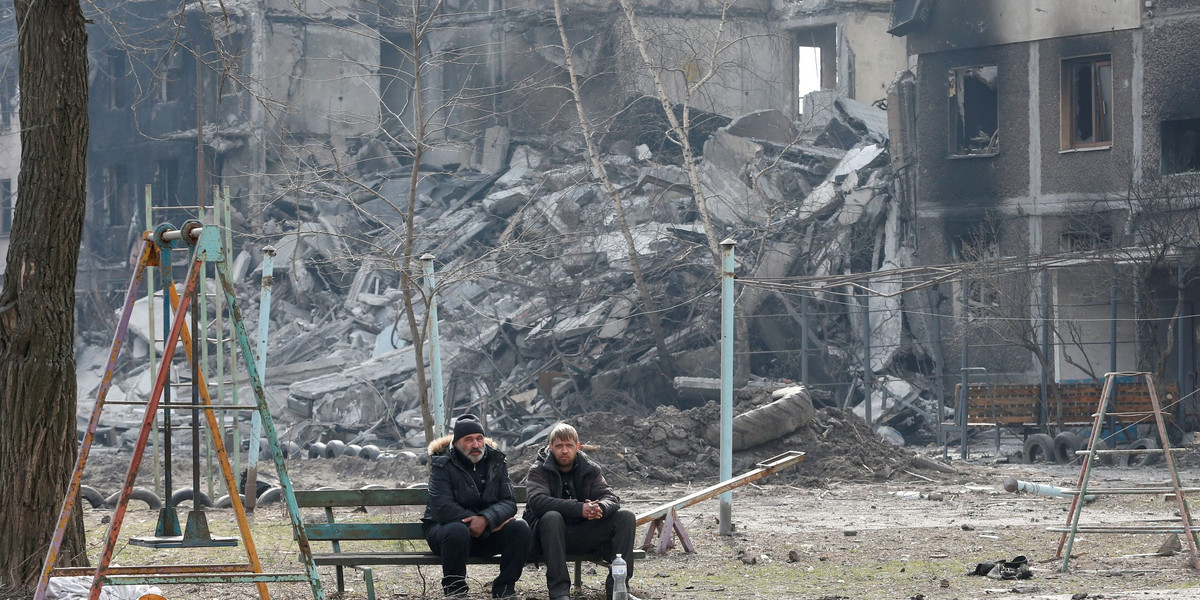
[311,551,646,568]
[306,522,425,541]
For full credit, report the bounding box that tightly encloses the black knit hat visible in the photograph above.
[453,414,485,443]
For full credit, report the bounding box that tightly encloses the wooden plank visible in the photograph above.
[295,486,528,508]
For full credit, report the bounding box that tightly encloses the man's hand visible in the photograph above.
[582,500,603,520]
[462,515,489,537]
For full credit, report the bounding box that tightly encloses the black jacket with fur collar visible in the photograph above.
[421,434,518,536]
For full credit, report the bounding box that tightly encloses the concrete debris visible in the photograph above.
[83,95,935,455]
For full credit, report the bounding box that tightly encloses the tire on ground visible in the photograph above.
[78,485,105,509]
[1022,433,1055,464]
[104,487,163,510]
[256,486,283,506]
[168,488,212,509]
[1120,437,1161,468]
[215,493,246,508]
[1053,432,1085,464]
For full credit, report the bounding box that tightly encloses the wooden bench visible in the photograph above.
[952,381,1178,434]
[294,486,646,600]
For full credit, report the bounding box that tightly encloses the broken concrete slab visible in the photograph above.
[481,126,511,173]
[703,130,763,177]
[598,297,635,339]
[698,161,768,226]
[795,180,842,222]
[483,185,531,217]
[724,109,800,145]
[801,88,839,130]
[836,97,890,143]
[830,144,885,179]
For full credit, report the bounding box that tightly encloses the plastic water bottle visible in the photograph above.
[611,553,629,600]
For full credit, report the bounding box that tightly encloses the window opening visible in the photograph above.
[795,26,836,116]
[1062,55,1112,149]
[948,65,998,156]
[107,50,128,110]
[1161,118,1200,174]
[951,223,1000,319]
[0,76,15,130]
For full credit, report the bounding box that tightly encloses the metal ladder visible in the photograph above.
[1051,371,1199,572]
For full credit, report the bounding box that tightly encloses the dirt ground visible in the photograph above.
[66,400,1200,599]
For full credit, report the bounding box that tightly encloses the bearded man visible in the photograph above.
[423,414,529,598]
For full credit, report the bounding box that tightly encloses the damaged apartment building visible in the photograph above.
[889,0,1200,427]
[54,0,919,443]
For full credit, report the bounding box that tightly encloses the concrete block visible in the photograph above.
[703,130,763,176]
[480,126,511,173]
[725,109,800,145]
[483,185,531,217]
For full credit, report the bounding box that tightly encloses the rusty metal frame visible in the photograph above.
[34,222,325,600]
[1054,371,1200,573]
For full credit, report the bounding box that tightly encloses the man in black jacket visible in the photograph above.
[423,414,530,599]
[523,423,638,600]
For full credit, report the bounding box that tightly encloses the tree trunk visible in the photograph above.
[0,2,90,591]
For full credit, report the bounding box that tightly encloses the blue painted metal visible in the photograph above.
[421,254,445,436]
[719,238,735,535]
[247,245,277,509]
[208,230,326,600]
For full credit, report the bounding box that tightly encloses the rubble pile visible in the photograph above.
[506,389,921,489]
[78,96,929,458]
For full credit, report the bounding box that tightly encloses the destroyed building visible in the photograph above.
[48,0,931,450]
[889,0,1200,426]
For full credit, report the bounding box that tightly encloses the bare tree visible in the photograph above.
[550,0,675,379]
[1116,168,1200,388]
[0,1,90,590]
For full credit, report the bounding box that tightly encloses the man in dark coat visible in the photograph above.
[423,414,530,598]
[523,423,638,600]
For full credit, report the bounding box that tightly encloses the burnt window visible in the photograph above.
[0,179,11,235]
[1161,118,1200,174]
[950,223,1000,319]
[1061,223,1113,252]
[106,50,128,110]
[154,159,179,207]
[161,48,187,103]
[1061,55,1113,149]
[102,166,130,227]
[0,76,15,130]
[948,65,998,156]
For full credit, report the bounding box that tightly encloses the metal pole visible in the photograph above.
[1040,270,1050,433]
[928,286,946,458]
[861,290,873,426]
[719,239,736,536]
[421,254,446,437]
[960,274,969,460]
[145,184,161,497]
[223,187,242,484]
[1179,262,1187,424]
[800,292,809,385]
[1111,264,1118,374]
[247,246,276,511]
